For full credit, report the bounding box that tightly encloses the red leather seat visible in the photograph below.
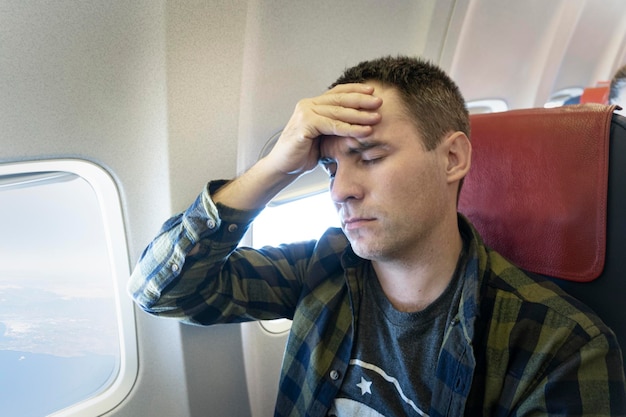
[580,83,610,104]
[459,104,626,372]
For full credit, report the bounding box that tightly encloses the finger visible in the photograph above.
[313,104,381,126]
[311,115,378,139]
[321,83,383,110]
[316,91,383,110]
[326,83,375,94]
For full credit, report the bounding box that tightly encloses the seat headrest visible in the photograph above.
[580,85,610,104]
[459,104,616,282]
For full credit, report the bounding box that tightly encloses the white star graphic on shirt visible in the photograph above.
[356,377,372,395]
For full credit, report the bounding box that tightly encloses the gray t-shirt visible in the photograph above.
[328,251,466,417]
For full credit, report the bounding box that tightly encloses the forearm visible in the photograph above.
[128,180,306,324]
[213,156,300,211]
[127,181,258,315]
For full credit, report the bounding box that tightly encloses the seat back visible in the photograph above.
[580,83,610,104]
[459,104,626,372]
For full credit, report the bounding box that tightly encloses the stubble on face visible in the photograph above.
[324,84,449,265]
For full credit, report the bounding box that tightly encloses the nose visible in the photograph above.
[329,165,363,204]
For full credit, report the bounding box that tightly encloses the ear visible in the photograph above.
[442,131,471,184]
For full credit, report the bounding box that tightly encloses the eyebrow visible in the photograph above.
[347,140,382,153]
[319,139,386,163]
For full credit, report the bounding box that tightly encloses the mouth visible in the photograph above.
[342,217,375,231]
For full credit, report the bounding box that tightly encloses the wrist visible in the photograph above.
[213,158,299,211]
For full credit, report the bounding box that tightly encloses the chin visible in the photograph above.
[346,233,390,261]
[350,244,384,262]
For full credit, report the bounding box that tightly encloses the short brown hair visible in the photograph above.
[330,55,470,150]
[609,65,626,105]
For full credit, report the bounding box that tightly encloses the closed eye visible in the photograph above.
[361,155,383,165]
[360,149,387,165]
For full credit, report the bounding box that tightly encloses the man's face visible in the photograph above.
[319,83,456,263]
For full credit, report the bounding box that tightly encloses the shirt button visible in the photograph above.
[207,219,216,229]
[329,370,340,380]
[171,263,180,272]
[227,224,238,233]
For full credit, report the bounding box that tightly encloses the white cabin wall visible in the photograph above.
[165,1,248,213]
[446,0,578,109]
[161,2,253,417]
[443,0,626,110]
[0,2,198,417]
[554,0,626,91]
[236,0,450,173]
[0,1,172,260]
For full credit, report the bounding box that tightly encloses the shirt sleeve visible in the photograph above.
[127,180,256,320]
[516,329,626,416]
[127,180,319,325]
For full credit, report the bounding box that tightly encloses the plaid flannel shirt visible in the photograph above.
[129,181,626,417]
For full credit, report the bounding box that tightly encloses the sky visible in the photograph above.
[0,173,119,357]
[252,191,340,248]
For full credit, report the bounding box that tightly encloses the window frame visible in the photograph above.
[544,87,584,108]
[466,98,508,114]
[0,158,138,417]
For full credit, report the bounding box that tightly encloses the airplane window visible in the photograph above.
[252,191,339,248]
[544,87,584,108]
[466,99,508,114]
[0,160,137,417]
[252,190,339,334]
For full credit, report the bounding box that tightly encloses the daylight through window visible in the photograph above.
[0,160,137,416]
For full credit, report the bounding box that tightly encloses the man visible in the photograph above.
[610,64,626,115]
[129,56,625,416]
